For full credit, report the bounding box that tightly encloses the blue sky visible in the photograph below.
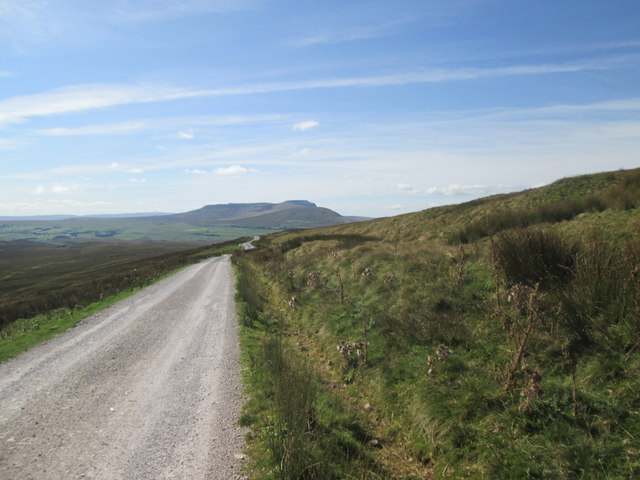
[1,0,639,217]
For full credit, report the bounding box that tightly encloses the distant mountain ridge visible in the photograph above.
[161,200,359,229]
[0,201,369,243]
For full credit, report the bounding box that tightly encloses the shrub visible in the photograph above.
[450,196,607,244]
[492,229,579,288]
[560,240,640,351]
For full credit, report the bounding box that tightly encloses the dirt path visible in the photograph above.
[0,255,246,480]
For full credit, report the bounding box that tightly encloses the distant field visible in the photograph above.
[0,218,276,243]
[0,239,243,329]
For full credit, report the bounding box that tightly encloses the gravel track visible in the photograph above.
[0,255,247,480]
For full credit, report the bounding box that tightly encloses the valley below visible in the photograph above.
[0,200,363,244]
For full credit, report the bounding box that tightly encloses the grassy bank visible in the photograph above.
[234,251,391,479]
[233,168,640,479]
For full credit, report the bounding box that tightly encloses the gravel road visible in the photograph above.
[0,255,247,480]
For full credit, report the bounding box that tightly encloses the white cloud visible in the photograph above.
[34,114,285,137]
[294,148,312,157]
[289,16,412,47]
[0,1,259,49]
[0,83,197,126]
[39,121,149,136]
[173,130,194,140]
[128,178,147,183]
[0,138,29,150]
[486,98,640,121]
[34,185,45,195]
[52,184,75,194]
[0,57,612,125]
[0,199,112,215]
[108,0,259,23]
[215,165,253,175]
[397,183,419,194]
[293,120,320,131]
[185,168,208,175]
[425,184,515,196]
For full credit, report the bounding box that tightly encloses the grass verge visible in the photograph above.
[233,252,390,479]
[231,168,640,479]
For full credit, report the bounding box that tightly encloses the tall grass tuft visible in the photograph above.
[233,254,266,327]
[492,228,579,288]
[248,334,381,479]
[560,239,640,351]
[451,169,640,244]
[259,336,322,479]
[607,170,640,210]
[450,195,607,244]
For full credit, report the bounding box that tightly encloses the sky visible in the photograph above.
[1,0,639,218]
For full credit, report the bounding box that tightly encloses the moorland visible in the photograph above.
[0,200,362,361]
[233,167,640,479]
[0,238,243,361]
[2,168,639,479]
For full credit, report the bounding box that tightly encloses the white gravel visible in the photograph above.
[0,255,247,480]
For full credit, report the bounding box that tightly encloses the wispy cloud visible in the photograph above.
[175,163,260,177]
[289,17,411,47]
[4,161,132,180]
[293,120,319,131]
[0,58,614,125]
[51,183,79,194]
[397,183,419,194]
[425,184,516,196]
[36,114,284,136]
[503,39,640,63]
[39,121,150,136]
[214,165,254,175]
[294,148,312,157]
[0,0,260,48]
[0,83,194,125]
[487,98,640,120]
[172,130,194,140]
[108,0,260,23]
[0,137,29,150]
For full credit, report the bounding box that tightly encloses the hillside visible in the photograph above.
[233,168,640,479]
[159,200,352,228]
[0,201,359,243]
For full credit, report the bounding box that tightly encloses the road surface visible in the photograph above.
[0,255,246,479]
[238,236,260,250]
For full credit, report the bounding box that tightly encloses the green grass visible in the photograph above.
[233,253,389,479]
[233,167,640,479]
